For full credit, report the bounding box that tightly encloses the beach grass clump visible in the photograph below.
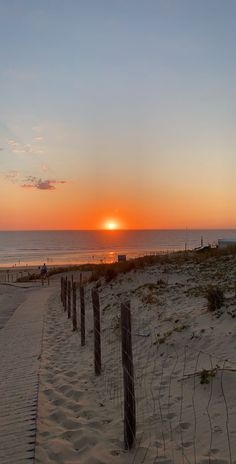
[142,292,158,305]
[200,367,218,384]
[105,268,118,283]
[206,286,224,311]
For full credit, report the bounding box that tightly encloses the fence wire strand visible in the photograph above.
[60,276,236,464]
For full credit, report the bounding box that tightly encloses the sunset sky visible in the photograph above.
[0,0,236,230]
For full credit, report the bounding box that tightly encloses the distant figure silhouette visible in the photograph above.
[40,263,49,286]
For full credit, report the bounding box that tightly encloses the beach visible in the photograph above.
[1,250,236,463]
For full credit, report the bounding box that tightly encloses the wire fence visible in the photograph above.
[0,269,41,283]
[60,275,236,463]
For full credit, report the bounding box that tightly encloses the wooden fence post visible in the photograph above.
[80,285,85,346]
[62,277,65,308]
[72,282,77,331]
[68,280,71,319]
[64,277,67,313]
[92,288,101,376]
[61,277,63,303]
[121,301,136,450]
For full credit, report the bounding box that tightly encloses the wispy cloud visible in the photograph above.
[3,171,67,191]
[21,176,67,191]
[4,170,20,183]
[8,138,44,155]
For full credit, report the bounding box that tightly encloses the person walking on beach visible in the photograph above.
[40,263,49,286]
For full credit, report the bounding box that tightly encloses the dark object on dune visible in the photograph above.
[194,245,211,252]
[206,286,224,311]
[118,254,126,262]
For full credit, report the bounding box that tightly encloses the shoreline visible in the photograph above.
[0,249,180,271]
[0,245,235,274]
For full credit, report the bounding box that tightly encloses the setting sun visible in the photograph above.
[107,222,117,230]
[103,220,120,230]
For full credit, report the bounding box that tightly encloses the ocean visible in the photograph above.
[0,229,235,267]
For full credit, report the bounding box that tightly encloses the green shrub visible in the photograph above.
[200,367,218,384]
[206,286,224,311]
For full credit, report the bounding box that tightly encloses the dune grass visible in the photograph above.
[15,245,236,283]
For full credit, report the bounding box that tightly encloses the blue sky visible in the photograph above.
[0,0,235,229]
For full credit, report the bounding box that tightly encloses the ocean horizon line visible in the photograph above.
[1,227,236,233]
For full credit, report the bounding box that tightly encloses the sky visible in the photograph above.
[0,0,236,230]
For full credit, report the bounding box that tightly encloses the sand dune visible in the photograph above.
[35,253,236,463]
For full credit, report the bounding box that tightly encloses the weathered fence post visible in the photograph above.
[80,285,85,346]
[121,301,136,450]
[72,282,77,331]
[62,277,65,308]
[92,288,101,376]
[68,280,71,319]
[64,277,67,313]
[61,277,63,303]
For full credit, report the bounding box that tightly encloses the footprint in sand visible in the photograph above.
[73,433,98,452]
[60,430,83,441]
[209,448,220,455]
[43,387,55,400]
[49,409,67,423]
[183,441,193,448]
[179,421,191,430]
[166,412,176,420]
[63,387,83,401]
[63,417,83,430]
[57,383,71,394]
[51,398,63,406]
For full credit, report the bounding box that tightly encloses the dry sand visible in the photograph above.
[35,254,236,463]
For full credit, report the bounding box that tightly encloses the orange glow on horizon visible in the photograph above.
[1,180,236,230]
[103,220,120,230]
[107,223,116,230]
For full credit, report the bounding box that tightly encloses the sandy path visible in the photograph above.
[0,283,39,329]
[35,291,131,464]
[0,284,54,463]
